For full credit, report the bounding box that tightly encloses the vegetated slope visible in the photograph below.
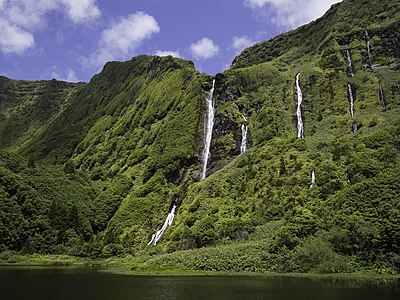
[0,56,209,256]
[0,77,84,149]
[231,0,400,70]
[0,151,98,254]
[0,0,399,274]
[155,0,400,273]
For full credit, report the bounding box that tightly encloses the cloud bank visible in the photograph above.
[83,12,160,69]
[231,35,255,54]
[155,50,181,58]
[244,0,342,28]
[189,38,219,60]
[62,0,101,23]
[51,68,79,82]
[0,0,101,54]
[0,18,35,54]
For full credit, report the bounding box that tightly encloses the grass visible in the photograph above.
[2,252,400,283]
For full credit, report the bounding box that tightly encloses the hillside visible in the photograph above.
[0,77,84,149]
[1,0,400,273]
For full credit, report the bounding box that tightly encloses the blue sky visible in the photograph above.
[0,0,341,82]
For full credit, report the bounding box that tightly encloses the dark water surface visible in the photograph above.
[0,267,399,300]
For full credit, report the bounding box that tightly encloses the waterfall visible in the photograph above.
[347,84,355,118]
[365,30,373,65]
[348,84,357,132]
[240,115,248,154]
[148,204,177,246]
[379,82,387,111]
[345,50,354,77]
[309,170,316,189]
[200,79,216,180]
[295,73,304,138]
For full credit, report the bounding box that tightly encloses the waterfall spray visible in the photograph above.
[200,79,216,180]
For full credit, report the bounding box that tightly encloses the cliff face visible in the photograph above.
[0,0,400,272]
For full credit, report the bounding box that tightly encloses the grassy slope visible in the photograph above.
[0,77,84,150]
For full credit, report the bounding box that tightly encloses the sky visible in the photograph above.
[0,0,342,82]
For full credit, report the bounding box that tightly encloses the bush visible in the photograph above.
[102,243,125,258]
[292,236,351,273]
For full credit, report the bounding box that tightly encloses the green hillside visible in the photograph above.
[1,0,399,273]
[0,77,84,149]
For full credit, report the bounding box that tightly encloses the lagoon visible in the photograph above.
[0,267,399,300]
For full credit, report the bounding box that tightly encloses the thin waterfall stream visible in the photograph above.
[345,50,354,77]
[296,73,304,138]
[148,204,177,246]
[379,82,387,111]
[200,79,216,180]
[365,30,373,66]
[309,170,316,189]
[347,84,358,132]
[240,115,248,154]
[348,84,355,118]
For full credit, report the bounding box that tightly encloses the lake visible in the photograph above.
[0,267,399,300]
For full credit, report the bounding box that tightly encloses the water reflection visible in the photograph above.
[0,268,399,300]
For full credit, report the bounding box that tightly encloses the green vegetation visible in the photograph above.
[1,0,400,275]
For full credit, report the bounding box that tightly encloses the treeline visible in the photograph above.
[0,151,132,257]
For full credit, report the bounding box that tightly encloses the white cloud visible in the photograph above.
[51,68,79,82]
[83,12,160,69]
[4,0,57,29]
[231,35,255,53]
[244,0,269,8]
[189,38,219,60]
[62,0,101,23]
[0,19,35,54]
[244,0,342,28]
[154,50,181,58]
[65,68,79,82]
[0,0,101,54]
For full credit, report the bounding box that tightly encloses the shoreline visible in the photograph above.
[102,268,400,280]
[1,262,399,280]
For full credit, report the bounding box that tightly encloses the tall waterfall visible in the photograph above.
[365,30,373,65]
[200,79,216,180]
[309,170,316,189]
[379,82,387,111]
[348,84,355,118]
[240,115,248,154]
[345,50,354,77]
[295,73,304,138]
[148,204,177,246]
